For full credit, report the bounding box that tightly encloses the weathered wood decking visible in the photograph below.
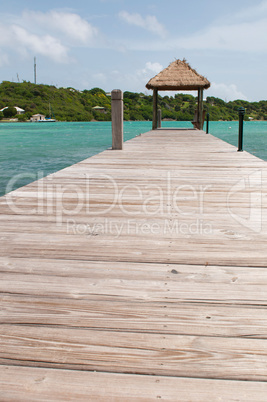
[1,128,267,401]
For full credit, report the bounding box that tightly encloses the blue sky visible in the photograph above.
[0,0,266,101]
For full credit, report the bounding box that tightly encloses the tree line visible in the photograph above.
[0,81,266,122]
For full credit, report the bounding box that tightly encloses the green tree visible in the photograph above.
[88,87,106,96]
[17,114,27,122]
[3,107,17,118]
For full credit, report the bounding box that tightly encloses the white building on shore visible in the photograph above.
[0,106,25,115]
[30,114,46,122]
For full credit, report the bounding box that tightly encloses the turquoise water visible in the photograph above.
[208,120,267,161]
[0,120,266,196]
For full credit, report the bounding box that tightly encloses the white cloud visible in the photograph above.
[173,19,267,52]
[107,62,163,92]
[138,61,163,76]
[119,11,167,38]
[167,1,267,53]
[0,23,69,63]
[207,82,247,101]
[119,1,267,53]
[13,25,69,63]
[22,10,98,45]
[0,10,100,64]
[99,62,163,94]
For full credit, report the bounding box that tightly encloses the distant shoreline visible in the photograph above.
[1,119,266,124]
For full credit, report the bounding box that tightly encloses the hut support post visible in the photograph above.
[152,89,158,130]
[200,88,204,130]
[197,89,201,129]
[111,89,123,150]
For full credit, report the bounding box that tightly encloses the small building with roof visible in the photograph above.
[0,106,25,115]
[146,59,210,130]
[92,106,106,113]
[30,114,46,122]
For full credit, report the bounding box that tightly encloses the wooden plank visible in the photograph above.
[2,256,267,284]
[2,294,267,338]
[1,230,267,266]
[2,365,267,402]
[4,271,267,304]
[1,258,267,306]
[1,325,267,381]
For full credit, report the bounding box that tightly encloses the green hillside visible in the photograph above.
[0,81,111,122]
[0,81,267,122]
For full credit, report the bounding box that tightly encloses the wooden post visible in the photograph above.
[111,89,123,150]
[197,88,204,130]
[157,109,162,128]
[199,88,204,130]
[152,89,158,130]
[197,88,201,130]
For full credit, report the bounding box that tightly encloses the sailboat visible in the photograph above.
[39,103,56,122]
[45,103,56,122]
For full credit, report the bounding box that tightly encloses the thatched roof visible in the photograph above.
[146,59,210,91]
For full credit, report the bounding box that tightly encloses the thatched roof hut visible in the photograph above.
[146,59,210,130]
[146,59,210,91]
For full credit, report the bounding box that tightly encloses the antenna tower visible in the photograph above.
[34,57,37,84]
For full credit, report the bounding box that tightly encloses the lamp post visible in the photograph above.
[238,107,245,152]
[206,111,209,134]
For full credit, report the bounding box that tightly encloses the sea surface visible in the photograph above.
[0,120,266,196]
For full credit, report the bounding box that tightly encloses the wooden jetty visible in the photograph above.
[1,128,267,401]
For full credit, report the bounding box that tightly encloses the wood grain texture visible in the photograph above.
[1,128,267,399]
[2,366,267,402]
[2,324,267,381]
